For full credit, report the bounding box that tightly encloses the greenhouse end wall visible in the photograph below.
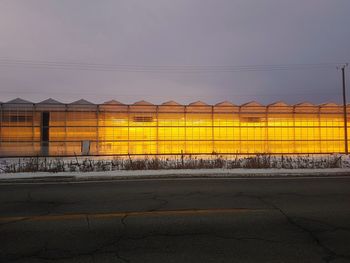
[0,99,349,157]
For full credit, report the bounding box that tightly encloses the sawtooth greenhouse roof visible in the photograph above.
[0,98,346,107]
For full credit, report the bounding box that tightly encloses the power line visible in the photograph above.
[0,57,342,68]
[0,57,346,73]
[0,89,342,97]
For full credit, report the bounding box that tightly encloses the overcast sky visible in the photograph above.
[0,0,349,105]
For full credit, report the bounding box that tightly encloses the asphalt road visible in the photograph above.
[1,176,350,263]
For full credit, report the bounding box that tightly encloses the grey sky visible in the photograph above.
[0,0,349,105]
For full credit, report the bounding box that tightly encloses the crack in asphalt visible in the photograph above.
[114,214,130,263]
[0,217,30,227]
[294,216,350,234]
[86,215,91,231]
[0,189,79,229]
[1,232,284,263]
[2,226,127,262]
[148,194,169,212]
[122,231,283,244]
[1,205,128,262]
[255,196,350,263]
[1,188,350,262]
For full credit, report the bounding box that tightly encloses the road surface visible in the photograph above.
[1,176,350,262]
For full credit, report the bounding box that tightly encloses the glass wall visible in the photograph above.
[0,102,40,156]
[0,100,348,156]
[158,102,186,154]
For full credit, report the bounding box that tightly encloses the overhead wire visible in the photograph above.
[0,57,345,73]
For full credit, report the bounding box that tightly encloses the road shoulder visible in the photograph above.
[0,168,350,183]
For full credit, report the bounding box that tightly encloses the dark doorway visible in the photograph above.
[41,112,50,156]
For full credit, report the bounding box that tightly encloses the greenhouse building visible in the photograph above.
[0,98,349,157]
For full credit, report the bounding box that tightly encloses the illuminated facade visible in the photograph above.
[0,98,349,157]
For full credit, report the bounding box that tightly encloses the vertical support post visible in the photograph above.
[211,105,214,154]
[341,64,348,154]
[292,105,296,154]
[238,106,241,154]
[184,106,187,154]
[317,105,321,153]
[64,105,68,155]
[32,104,35,154]
[16,105,18,155]
[96,105,100,155]
[265,106,269,154]
[127,105,130,155]
[0,103,2,153]
[156,105,159,155]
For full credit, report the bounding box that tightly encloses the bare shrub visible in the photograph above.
[0,154,347,173]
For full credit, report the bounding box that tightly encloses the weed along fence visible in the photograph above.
[0,98,349,157]
[1,155,347,173]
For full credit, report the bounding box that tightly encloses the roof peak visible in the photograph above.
[38,98,63,104]
[267,101,290,107]
[6,98,33,104]
[215,101,236,107]
[1,98,341,107]
[103,99,124,105]
[189,101,209,106]
[241,101,264,107]
[162,100,181,106]
[133,100,154,106]
[295,102,315,106]
[70,99,94,105]
[320,102,339,107]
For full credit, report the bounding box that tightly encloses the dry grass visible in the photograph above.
[0,154,345,173]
